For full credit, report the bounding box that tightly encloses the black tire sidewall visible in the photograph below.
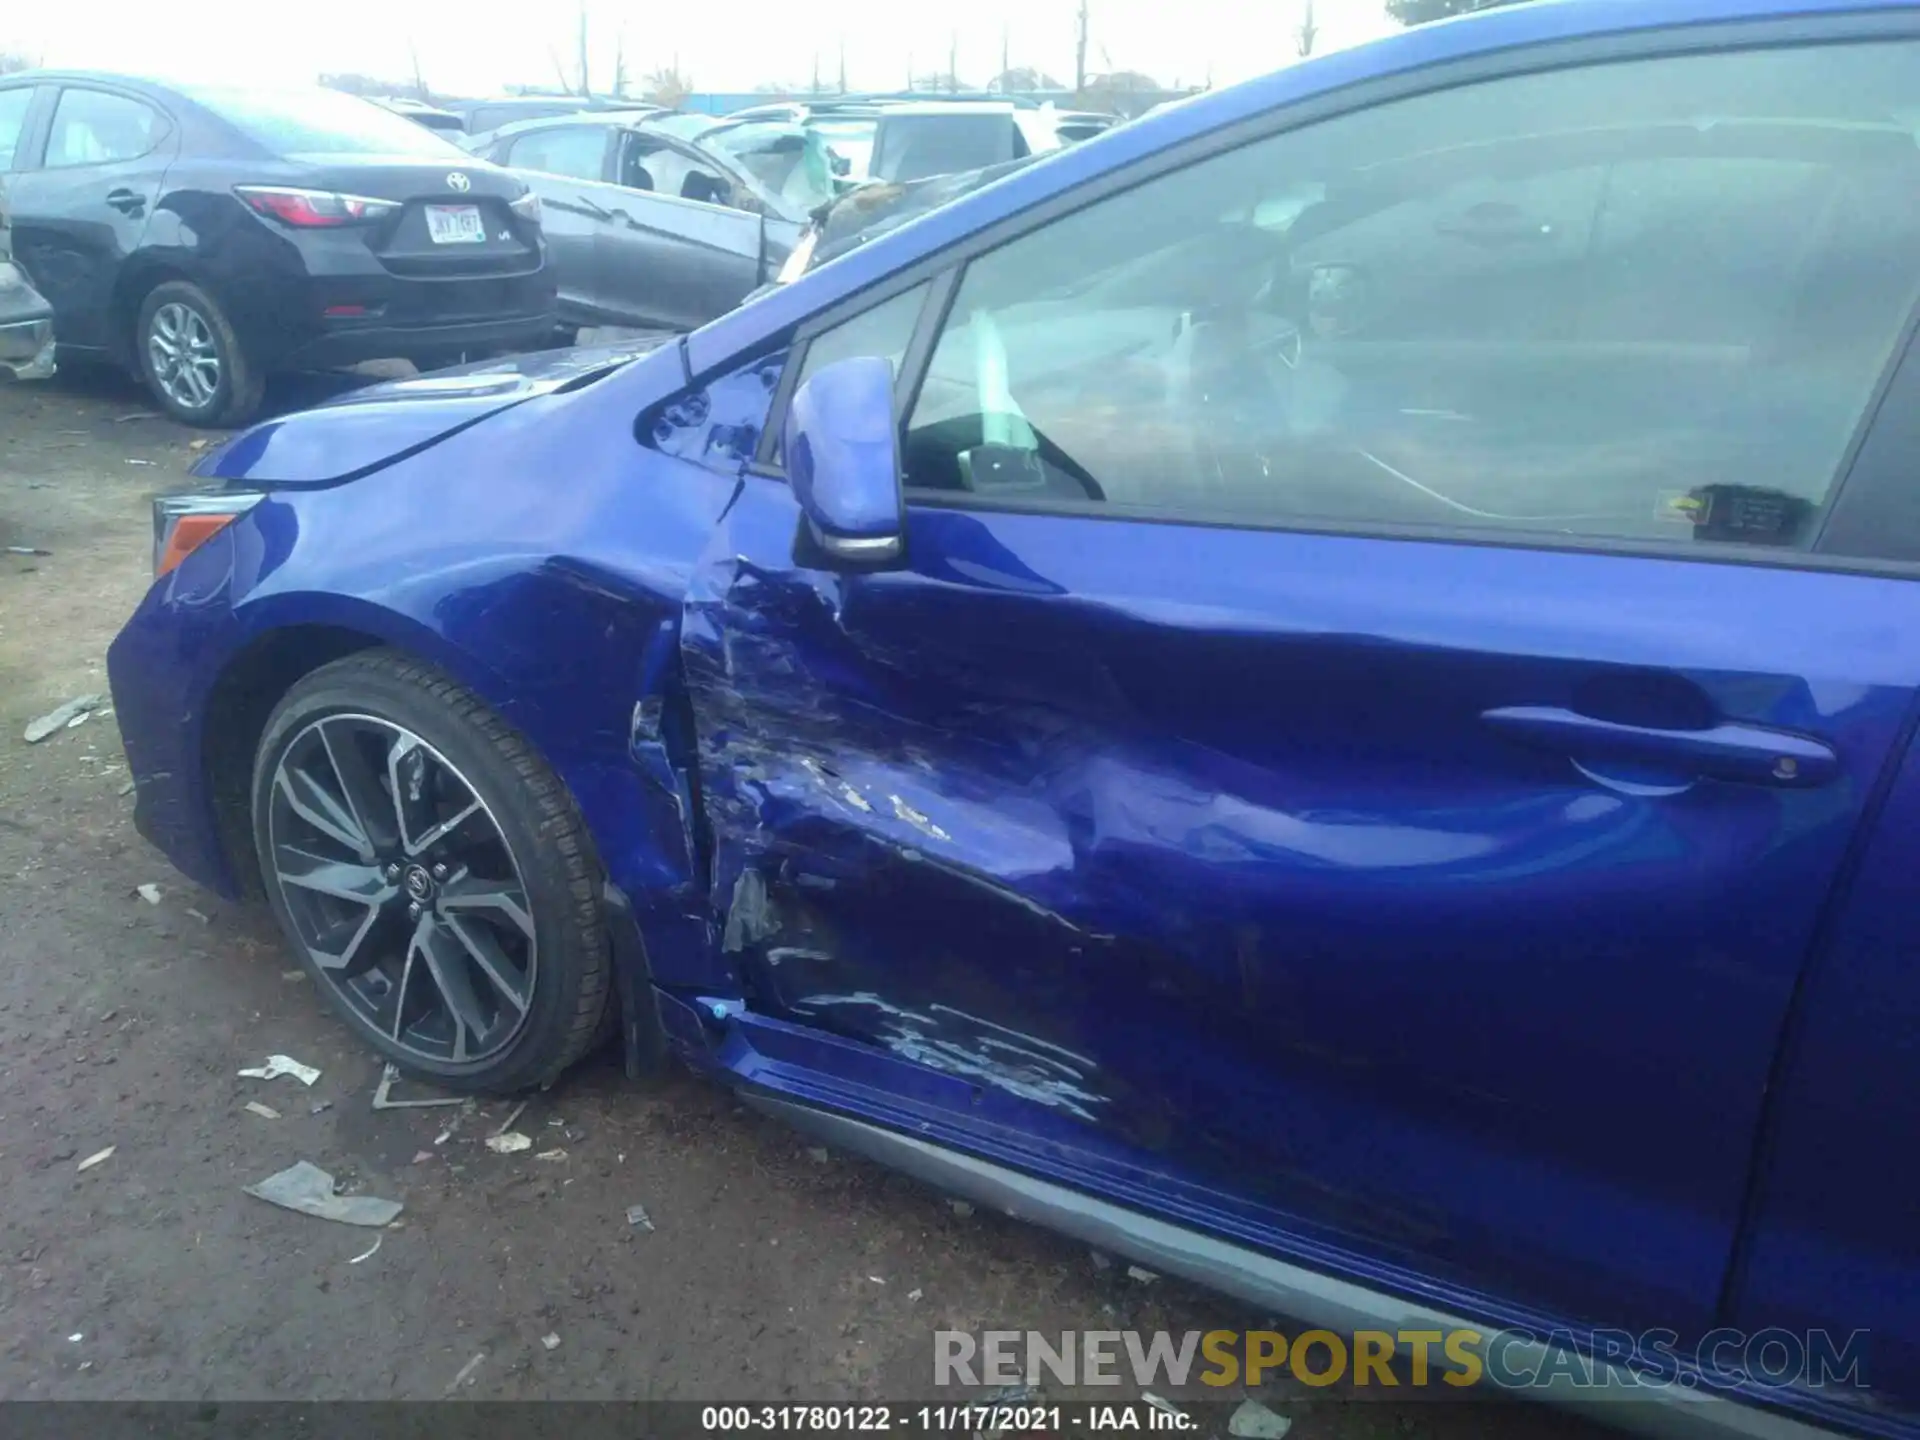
[250,659,608,1092]
[136,281,253,427]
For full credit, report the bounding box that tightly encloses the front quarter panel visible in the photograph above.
[109,346,741,991]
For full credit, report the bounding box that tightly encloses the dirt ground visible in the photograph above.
[0,364,1596,1437]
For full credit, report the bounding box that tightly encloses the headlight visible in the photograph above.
[152,491,264,577]
[510,190,542,225]
[776,227,820,284]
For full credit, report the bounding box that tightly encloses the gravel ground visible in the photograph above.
[0,363,1597,1438]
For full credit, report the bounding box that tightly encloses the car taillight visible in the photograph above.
[153,491,264,577]
[509,190,541,224]
[235,185,400,228]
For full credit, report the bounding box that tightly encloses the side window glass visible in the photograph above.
[0,88,32,171]
[902,41,1920,552]
[796,283,929,391]
[505,127,606,182]
[45,89,160,168]
[774,283,931,465]
[624,140,727,204]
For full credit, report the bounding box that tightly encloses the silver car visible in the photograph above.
[468,111,825,334]
[0,177,54,381]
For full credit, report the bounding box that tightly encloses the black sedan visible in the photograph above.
[0,73,556,424]
[467,112,826,334]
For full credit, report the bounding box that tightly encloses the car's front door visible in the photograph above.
[7,83,173,352]
[682,23,1920,1346]
[590,132,780,330]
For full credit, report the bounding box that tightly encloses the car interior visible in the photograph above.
[903,115,1920,550]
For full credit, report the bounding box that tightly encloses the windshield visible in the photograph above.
[810,117,878,180]
[871,112,1018,183]
[700,121,842,215]
[194,87,469,157]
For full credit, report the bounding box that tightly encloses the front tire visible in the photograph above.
[250,651,612,1092]
[137,280,264,427]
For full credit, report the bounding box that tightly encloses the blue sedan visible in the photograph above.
[108,0,1920,1431]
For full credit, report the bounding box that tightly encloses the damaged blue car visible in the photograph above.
[109,0,1920,1431]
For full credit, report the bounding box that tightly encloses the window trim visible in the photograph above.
[0,82,41,172]
[40,83,172,172]
[504,122,616,183]
[746,11,1920,573]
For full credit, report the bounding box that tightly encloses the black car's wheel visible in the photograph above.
[137,280,264,427]
[251,650,612,1092]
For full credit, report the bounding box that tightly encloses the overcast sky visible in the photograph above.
[10,0,1403,97]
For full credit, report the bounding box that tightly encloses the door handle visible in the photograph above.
[106,188,145,217]
[1481,705,1838,787]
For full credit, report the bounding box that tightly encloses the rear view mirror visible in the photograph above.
[782,355,904,566]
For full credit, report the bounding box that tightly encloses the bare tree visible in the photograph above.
[1296,0,1318,56]
[948,33,959,93]
[408,41,429,100]
[1074,0,1090,96]
[643,65,693,108]
[0,52,41,75]
[576,2,591,98]
[612,30,628,99]
[988,66,1062,92]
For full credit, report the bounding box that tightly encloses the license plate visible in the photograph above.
[425,204,485,244]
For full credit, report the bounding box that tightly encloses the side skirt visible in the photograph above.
[744,1094,1861,1440]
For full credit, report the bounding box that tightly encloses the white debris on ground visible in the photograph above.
[237,1054,321,1085]
[244,1161,402,1227]
[24,694,100,743]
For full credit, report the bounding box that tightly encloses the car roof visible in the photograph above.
[873,101,1017,118]
[685,0,1920,376]
[477,109,666,142]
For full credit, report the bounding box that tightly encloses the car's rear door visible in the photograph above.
[494,123,617,324]
[683,19,1920,1347]
[7,82,175,352]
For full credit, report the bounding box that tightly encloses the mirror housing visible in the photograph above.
[782,355,904,566]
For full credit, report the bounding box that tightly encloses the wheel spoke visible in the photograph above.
[313,904,383,974]
[443,913,530,1015]
[386,938,417,1039]
[414,918,493,1061]
[386,732,486,856]
[275,845,387,904]
[439,875,534,940]
[276,762,372,860]
[320,720,400,853]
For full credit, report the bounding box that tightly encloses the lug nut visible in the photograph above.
[432,863,448,881]
[407,901,422,921]
[385,863,401,881]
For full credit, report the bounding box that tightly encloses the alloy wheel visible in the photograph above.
[265,714,538,1066]
[147,302,222,412]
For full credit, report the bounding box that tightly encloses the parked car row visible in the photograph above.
[0,73,1122,422]
[0,73,554,423]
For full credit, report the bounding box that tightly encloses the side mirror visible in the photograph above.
[782,355,904,566]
